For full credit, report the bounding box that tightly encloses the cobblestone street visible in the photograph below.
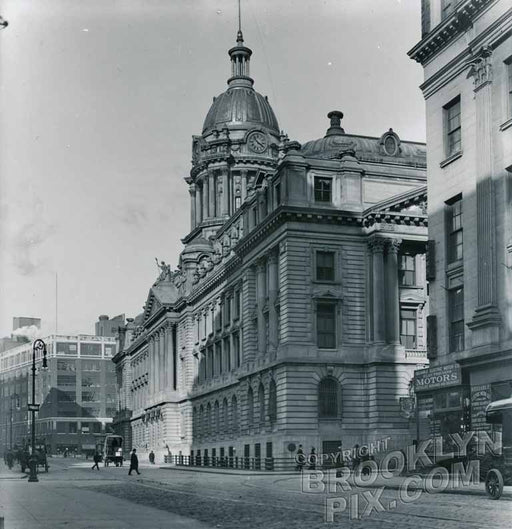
[1,458,511,528]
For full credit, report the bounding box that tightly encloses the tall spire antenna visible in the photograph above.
[238,0,242,33]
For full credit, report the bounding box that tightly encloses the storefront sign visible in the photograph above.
[414,364,461,392]
[471,384,491,431]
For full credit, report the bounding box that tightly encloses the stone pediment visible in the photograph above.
[365,185,427,217]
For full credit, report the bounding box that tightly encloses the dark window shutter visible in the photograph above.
[427,315,437,360]
[426,240,436,281]
[421,0,431,37]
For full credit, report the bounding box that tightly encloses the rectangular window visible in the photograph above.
[233,332,240,368]
[225,297,231,324]
[399,255,416,286]
[56,342,77,356]
[449,287,464,353]
[314,177,332,203]
[215,342,222,376]
[81,343,102,356]
[234,290,241,319]
[445,97,461,157]
[316,251,335,281]
[447,196,463,263]
[400,309,417,349]
[275,183,281,205]
[317,302,336,349]
[224,337,231,372]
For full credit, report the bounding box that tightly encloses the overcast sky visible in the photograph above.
[0,0,426,337]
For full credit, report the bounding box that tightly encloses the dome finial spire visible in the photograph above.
[237,0,243,43]
[228,0,253,88]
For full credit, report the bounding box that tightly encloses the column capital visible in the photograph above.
[256,258,266,273]
[368,237,386,254]
[386,238,403,254]
[467,46,493,91]
[267,250,279,265]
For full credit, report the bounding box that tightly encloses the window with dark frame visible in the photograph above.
[316,251,335,281]
[445,97,461,157]
[449,287,465,353]
[447,196,463,263]
[398,254,416,286]
[317,302,336,349]
[275,182,281,205]
[318,377,339,418]
[400,309,417,349]
[314,177,332,203]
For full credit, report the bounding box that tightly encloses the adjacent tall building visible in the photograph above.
[409,0,512,437]
[113,26,429,464]
[0,334,117,455]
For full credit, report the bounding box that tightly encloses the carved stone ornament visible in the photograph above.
[368,237,387,253]
[386,238,402,254]
[467,46,493,90]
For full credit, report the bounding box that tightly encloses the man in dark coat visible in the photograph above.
[128,448,140,475]
[91,450,101,470]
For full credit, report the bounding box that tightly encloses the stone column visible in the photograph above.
[385,239,402,345]
[209,171,216,217]
[189,184,196,230]
[150,336,155,396]
[241,169,248,201]
[202,176,209,219]
[168,324,175,390]
[467,47,501,341]
[268,251,279,356]
[160,328,166,392]
[155,333,161,393]
[221,168,229,215]
[256,259,267,356]
[195,183,202,225]
[369,238,386,343]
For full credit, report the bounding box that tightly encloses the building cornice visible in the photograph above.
[408,0,494,66]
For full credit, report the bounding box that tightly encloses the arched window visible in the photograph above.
[247,387,254,428]
[258,383,265,426]
[214,401,220,434]
[199,405,204,437]
[222,398,228,432]
[231,395,238,431]
[318,377,339,418]
[268,379,277,424]
[206,403,212,435]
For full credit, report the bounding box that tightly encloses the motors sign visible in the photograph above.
[414,364,461,392]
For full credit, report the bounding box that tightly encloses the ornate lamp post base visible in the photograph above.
[28,456,39,482]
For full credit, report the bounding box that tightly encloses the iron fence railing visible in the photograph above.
[166,454,303,471]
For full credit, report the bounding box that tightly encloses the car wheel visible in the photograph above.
[485,469,504,500]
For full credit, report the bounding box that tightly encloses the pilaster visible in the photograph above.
[466,47,501,347]
[385,239,402,345]
[369,237,387,343]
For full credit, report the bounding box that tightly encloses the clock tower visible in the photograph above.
[183,26,281,248]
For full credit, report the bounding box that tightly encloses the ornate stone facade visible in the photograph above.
[113,29,429,463]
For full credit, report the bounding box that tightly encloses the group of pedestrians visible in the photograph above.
[91,448,142,475]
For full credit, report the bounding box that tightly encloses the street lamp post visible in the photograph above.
[28,339,47,483]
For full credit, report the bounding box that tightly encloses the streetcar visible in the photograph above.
[483,397,512,499]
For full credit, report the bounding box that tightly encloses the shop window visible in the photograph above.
[56,342,77,356]
[400,309,417,349]
[316,251,335,281]
[81,343,102,356]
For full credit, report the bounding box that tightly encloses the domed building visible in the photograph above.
[113,27,429,467]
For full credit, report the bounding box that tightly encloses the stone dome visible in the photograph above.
[202,87,279,135]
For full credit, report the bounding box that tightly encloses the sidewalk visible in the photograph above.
[0,473,213,529]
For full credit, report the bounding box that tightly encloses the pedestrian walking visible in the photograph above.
[295,444,305,471]
[149,450,155,464]
[308,447,316,470]
[91,450,101,470]
[128,448,140,475]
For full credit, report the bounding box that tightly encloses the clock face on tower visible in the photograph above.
[247,131,268,153]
